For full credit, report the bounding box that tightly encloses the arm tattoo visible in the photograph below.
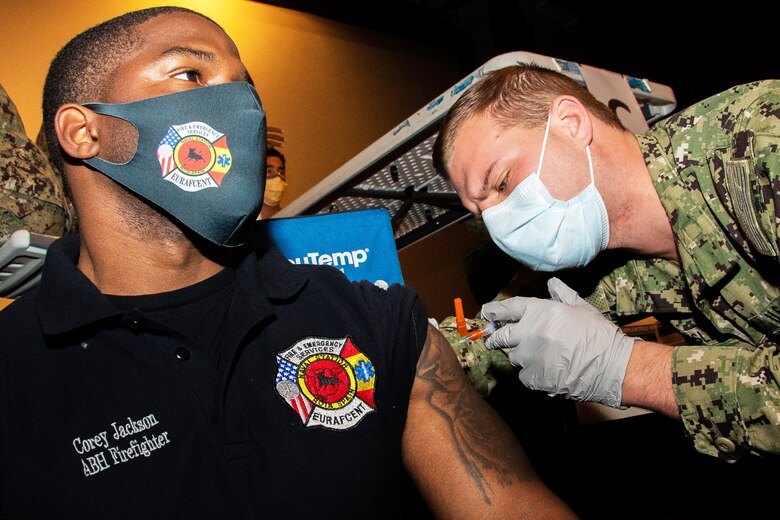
[415,331,518,504]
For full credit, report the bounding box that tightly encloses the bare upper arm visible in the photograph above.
[401,323,577,519]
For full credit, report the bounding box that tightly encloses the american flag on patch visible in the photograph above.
[275,356,314,423]
[156,126,181,175]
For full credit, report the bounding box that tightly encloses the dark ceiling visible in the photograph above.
[256,0,777,111]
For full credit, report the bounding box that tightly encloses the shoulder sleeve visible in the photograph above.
[353,282,429,369]
[342,281,430,410]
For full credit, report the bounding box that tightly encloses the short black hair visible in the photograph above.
[42,6,221,172]
[266,147,286,166]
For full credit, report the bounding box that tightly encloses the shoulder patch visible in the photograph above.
[275,336,376,430]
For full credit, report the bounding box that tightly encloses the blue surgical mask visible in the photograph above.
[481,115,609,271]
[83,82,266,247]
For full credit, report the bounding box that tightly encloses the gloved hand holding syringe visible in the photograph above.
[459,277,638,409]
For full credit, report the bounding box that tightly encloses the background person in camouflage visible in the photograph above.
[0,83,72,244]
[432,63,780,460]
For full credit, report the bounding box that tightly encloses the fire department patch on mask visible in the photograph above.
[275,336,376,430]
[157,122,233,192]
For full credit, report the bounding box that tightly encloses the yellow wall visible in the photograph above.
[0,0,482,319]
[0,0,459,201]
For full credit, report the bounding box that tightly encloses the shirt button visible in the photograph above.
[714,437,736,454]
[175,347,191,361]
[127,319,141,332]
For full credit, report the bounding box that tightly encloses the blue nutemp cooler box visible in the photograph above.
[253,208,404,287]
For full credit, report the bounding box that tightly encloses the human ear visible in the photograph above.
[54,103,100,160]
[551,96,593,147]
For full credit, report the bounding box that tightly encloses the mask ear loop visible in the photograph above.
[535,115,553,181]
[538,114,597,187]
[586,145,595,185]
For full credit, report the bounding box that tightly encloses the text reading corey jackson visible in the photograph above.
[72,413,171,477]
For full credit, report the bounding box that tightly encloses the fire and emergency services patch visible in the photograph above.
[275,336,377,430]
[156,121,232,192]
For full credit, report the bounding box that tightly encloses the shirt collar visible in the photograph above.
[36,235,310,337]
[245,245,309,301]
[36,235,120,336]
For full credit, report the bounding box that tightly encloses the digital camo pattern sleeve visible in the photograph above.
[0,84,71,243]
[589,80,780,459]
[438,315,515,397]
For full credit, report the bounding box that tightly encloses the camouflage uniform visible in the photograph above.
[442,81,780,460]
[0,84,71,244]
[585,80,780,460]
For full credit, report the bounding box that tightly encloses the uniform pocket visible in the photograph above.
[719,132,778,257]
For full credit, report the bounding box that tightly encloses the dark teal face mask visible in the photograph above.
[83,82,266,247]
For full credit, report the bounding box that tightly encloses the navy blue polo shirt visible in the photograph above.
[0,235,428,518]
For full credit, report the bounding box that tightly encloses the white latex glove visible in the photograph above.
[481,277,636,408]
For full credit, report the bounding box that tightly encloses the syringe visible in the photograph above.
[458,321,501,344]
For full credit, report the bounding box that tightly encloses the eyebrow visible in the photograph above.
[161,46,216,62]
[477,159,500,197]
[161,46,254,85]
